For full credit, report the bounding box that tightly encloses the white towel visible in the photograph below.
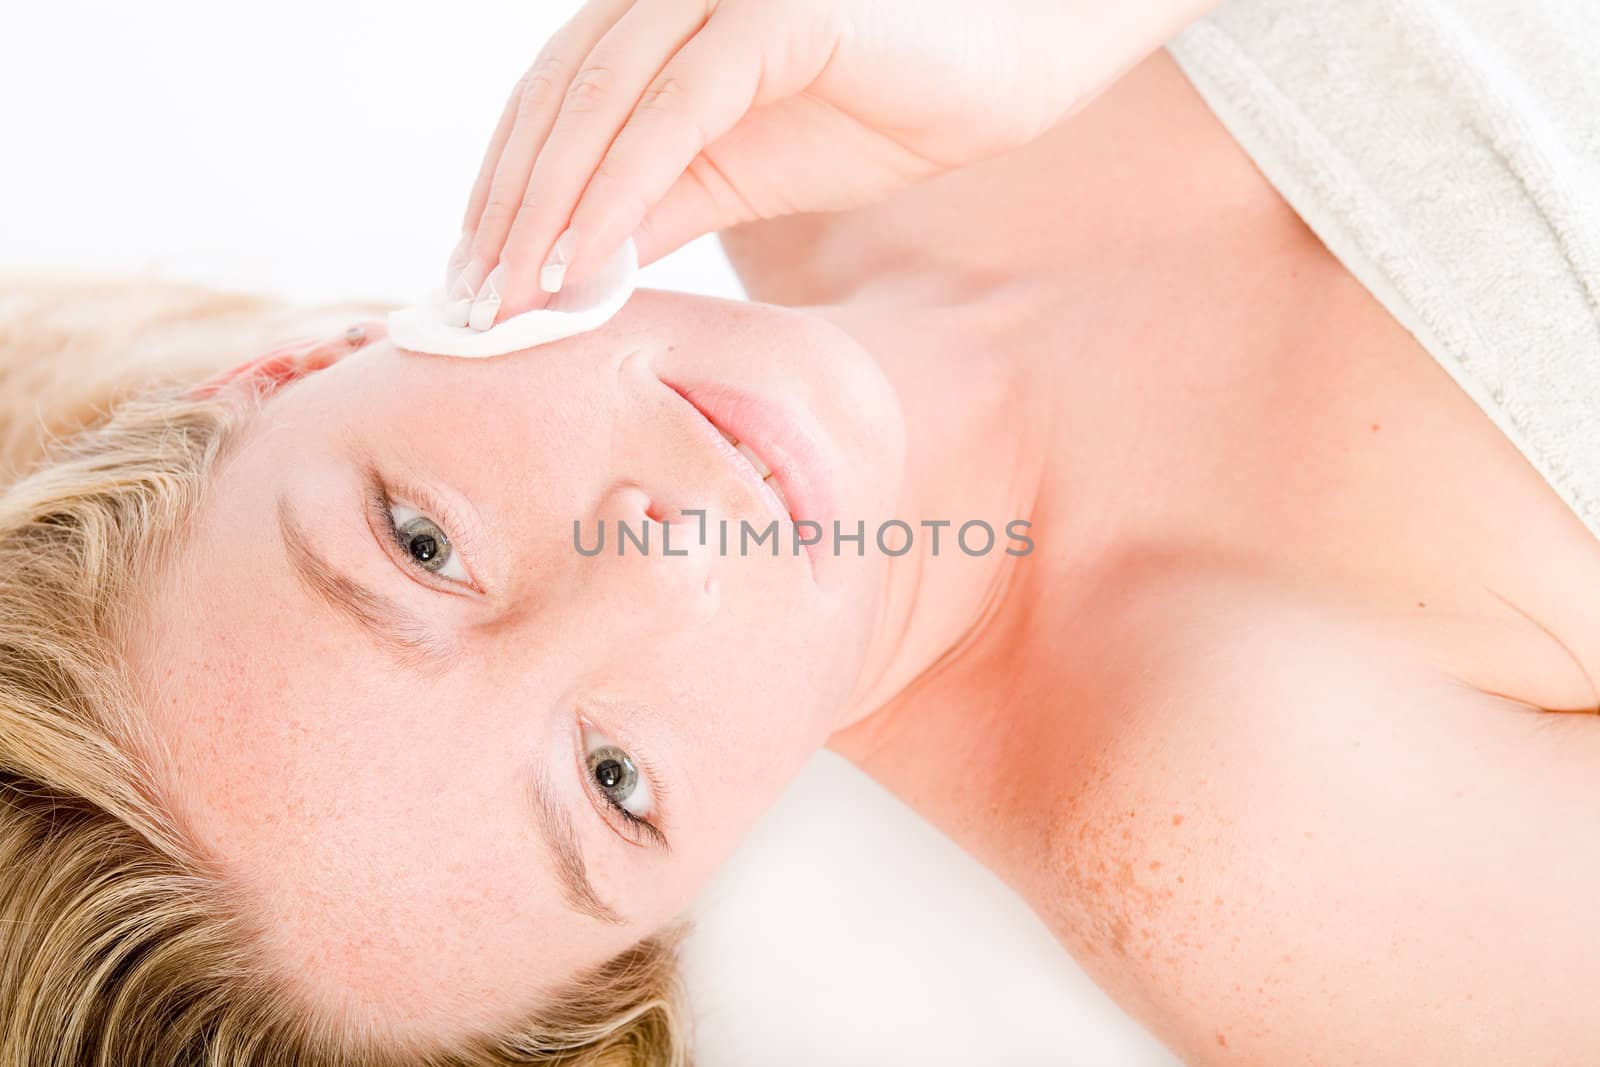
[387,238,638,358]
[1167,0,1600,542]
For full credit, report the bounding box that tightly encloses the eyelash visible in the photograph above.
[597,788,664,847]
[362,467,478,591]
[355,464,671,848]
[576,719,671,851]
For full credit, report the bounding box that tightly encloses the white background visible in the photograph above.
[0,3,1177,1063]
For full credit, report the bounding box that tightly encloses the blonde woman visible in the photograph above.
[3,0,1597,1064]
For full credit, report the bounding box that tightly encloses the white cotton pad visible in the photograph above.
[386,237,638,358]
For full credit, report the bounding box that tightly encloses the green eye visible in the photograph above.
[588,745,638,800]
[397,514,449,570]
[387,503,470,582]
[581,722,656,821]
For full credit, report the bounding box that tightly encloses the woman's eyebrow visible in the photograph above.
[281,493,628,924]
[528,766,629,926]
[276,493,456,674]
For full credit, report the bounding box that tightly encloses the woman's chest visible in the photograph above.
[1229,244,1600,712]
[882,233,1600,715]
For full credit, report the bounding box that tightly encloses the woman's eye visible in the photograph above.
[388,503,470,583]
[581,721,656,821]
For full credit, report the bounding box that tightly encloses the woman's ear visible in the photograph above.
[189,320,387,399]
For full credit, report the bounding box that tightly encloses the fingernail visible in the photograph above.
[443,234,472,289]
[540,227,575,294]
[467,263,505,331]
[443,262,479,328]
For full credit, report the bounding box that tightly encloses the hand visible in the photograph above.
[443,0,1218,330]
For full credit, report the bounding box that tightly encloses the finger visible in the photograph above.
[499,7,813,322]
[447,0,634,323]
[630,154,755,267]
[584,75,804,274]
[472,0,713,328]
[448,81,524,281]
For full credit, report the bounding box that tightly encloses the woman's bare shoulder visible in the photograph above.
[1039,568,1600,1064]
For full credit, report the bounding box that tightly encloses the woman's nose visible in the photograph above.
[568,484,721,640]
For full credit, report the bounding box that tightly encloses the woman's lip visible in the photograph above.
[659,380,792,527]
[657,377,838,567]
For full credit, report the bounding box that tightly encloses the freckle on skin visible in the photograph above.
[1148,860,1161,872]
[1116,860,1137,892]
[1172,814,1184,826]
[1109,915,1130,958]
[1370,423,1381,432]
[1217,1033,1229,1049]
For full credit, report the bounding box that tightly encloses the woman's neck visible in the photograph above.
[803,50,1299,727]
[805,50,1332,879]
[818,285,1066,732]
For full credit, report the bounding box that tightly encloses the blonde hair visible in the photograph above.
[0,275,693,1066]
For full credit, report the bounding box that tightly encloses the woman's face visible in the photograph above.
[129,290,905,1040]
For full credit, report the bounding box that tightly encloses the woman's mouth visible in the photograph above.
[658,379,792,526]
[657,377,839,571]
[707,421,792,515]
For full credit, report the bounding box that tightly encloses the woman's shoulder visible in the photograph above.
[1169,0,1600,543]
[1032,562,1600,1063]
